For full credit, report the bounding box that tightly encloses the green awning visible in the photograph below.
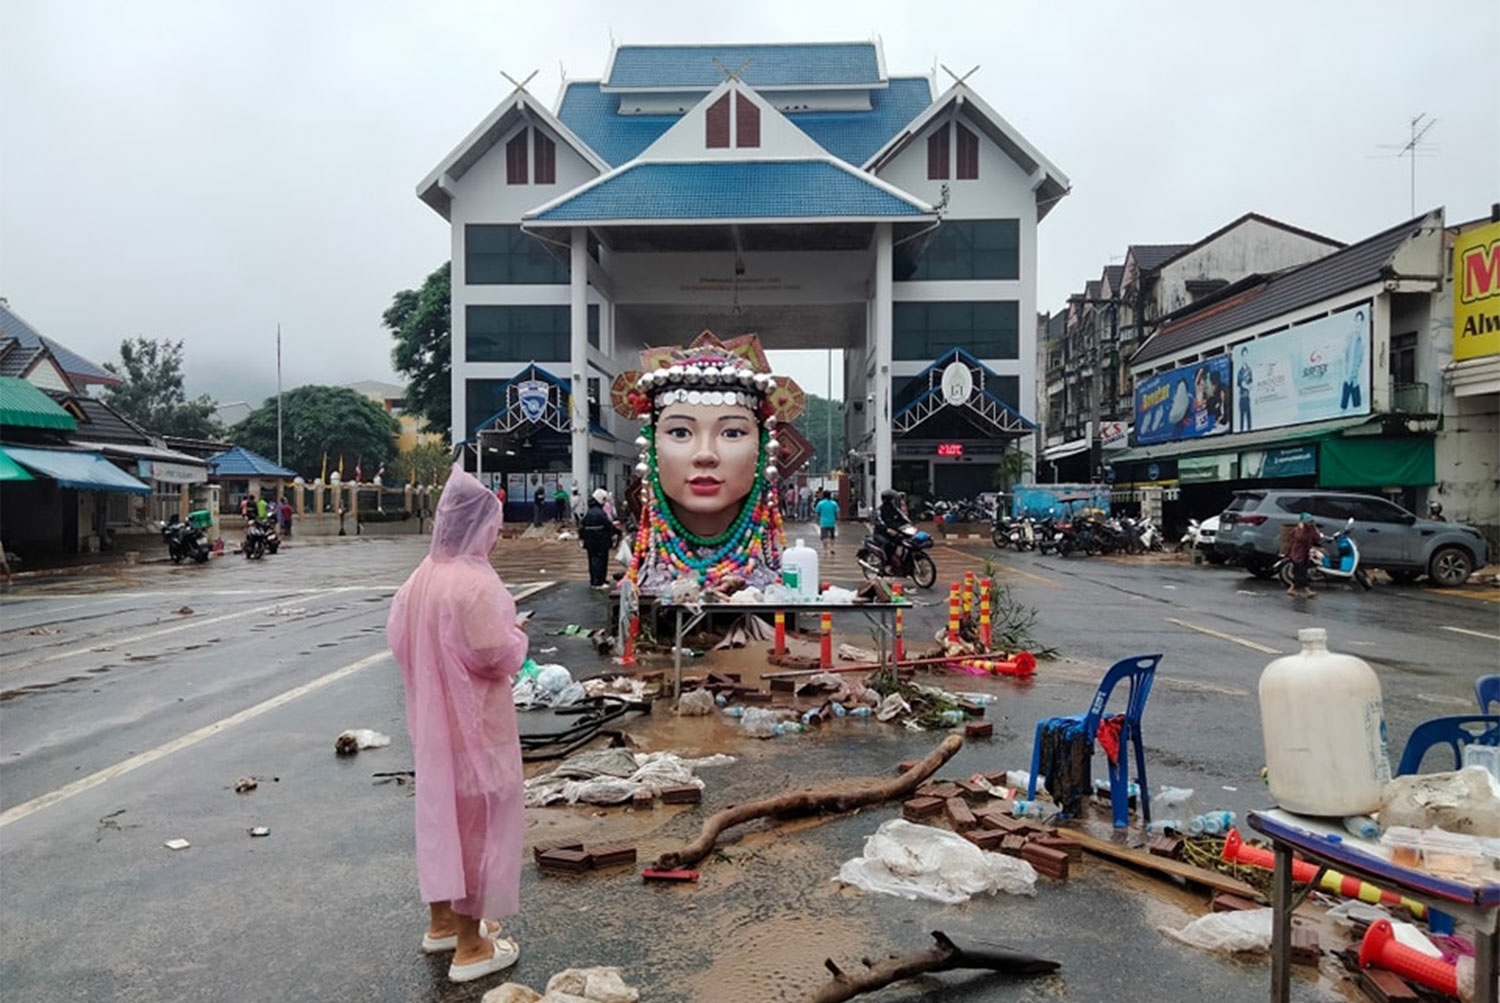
[3,446,151,494]
[0,376,77,430]
[1178,454,1238,484]
[0,448,35,481]
[1318,436,1435,489]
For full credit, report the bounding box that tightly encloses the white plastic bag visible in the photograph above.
[613,539,632,568]
[835,819,1037,903]
[1163,908,1273,953]
[676,689,716,716]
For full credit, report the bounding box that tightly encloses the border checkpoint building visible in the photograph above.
[417,40,1069,511]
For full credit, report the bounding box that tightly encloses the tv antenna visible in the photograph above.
[1375,113,1438,217]
[500,70,539,94]
[940,63,980,87]
[712,57,753,82]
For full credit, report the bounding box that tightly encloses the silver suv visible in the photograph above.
[1214,489,1489,587]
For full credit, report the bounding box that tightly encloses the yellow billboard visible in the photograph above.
[1454,219,1500,361]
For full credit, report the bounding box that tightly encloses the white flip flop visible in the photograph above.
[420,920,501,953]
[448,936,519,983]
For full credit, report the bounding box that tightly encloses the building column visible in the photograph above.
[873,223,894,496]
[570,227,590,496]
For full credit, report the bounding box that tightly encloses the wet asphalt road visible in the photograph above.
[0,529,1495,1002]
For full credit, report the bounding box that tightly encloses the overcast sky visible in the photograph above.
[2,0,1496,408]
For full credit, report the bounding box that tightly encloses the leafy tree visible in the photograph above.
[395,441,453,487]
[232,385,399,480]
[991,446,1034,491]
[384,262,451,443]
[791,393,846,475]
[102,337,221,439]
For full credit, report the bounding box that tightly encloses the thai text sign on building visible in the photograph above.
[1235,307,1371,433]
[1133,356,1231,445]
[1453,220,1500,362]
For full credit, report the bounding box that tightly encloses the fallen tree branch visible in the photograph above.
[810,930,1059,1002]
[652,734,963,870]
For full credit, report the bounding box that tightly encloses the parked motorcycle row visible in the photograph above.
[157,513,281,564]
[994,509,1164,558]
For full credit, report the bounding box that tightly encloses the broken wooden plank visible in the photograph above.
[1047,825,1262,899]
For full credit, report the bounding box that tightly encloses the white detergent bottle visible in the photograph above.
[780,538,820,601]
[1259,627,1391,816]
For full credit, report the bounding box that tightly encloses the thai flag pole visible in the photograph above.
[275,323,283,467]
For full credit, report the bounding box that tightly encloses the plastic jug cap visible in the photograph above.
[795,538,805,548]
[1298,627,1328,647]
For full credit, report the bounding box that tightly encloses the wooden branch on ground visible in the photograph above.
[810,930,1059,1002]
[652,735,963,870]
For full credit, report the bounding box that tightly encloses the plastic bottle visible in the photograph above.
[830,702,847,717]
[1006,771,1046,795]
[1092,779,1141,801]
[938,709,966,727]
[847,706,872,718]
[780,539,820,601]
[1146,819,1183,834]
[1258,627,1391,815]
[1013,800,1046,818]
[1186,810,1236,836]
[1157,786,1195,811]
[721,705,744,718]
[1343,815,1380,841]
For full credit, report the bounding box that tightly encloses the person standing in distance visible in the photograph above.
[814,489,840,557]
[1286,512,1321,599]
[386,467,527,984]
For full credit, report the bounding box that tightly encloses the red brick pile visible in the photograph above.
[533,838,639,875]
[899,769,1080,881]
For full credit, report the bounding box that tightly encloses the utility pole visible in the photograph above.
[276,323,283,467]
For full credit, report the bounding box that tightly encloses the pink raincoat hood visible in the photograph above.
[429,465,503,563]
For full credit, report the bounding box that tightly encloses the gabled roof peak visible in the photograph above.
[602,40,886,92]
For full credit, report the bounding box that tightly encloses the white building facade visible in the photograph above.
[417,41,1068,509]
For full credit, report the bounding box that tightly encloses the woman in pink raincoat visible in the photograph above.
[387,467,527,983]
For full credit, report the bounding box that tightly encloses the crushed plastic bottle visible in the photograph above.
[938,709,966,727]
[1146,819,1184,834]
[847,706,872,718]
[830,702,848,717]
[1092,779,1141,800]
[1186,810,1236,836]
[721,705,744,718]
[1006,771,1046,795]
[1012,800,1044,817]
[1342,815,1380,841]
[714,692,728,707]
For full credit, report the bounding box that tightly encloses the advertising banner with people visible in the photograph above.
[1133,356,1232,445]
[1234,307,1371,433]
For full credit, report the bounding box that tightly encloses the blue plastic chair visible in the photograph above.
[1394,714,1500,776]
[1028,653,1162,828]
[1476,675,1500,714]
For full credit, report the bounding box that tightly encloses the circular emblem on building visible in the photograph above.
[941,362,973,406]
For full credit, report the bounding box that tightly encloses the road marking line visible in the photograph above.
[1164,617,1283,654]
[0,650,393,829]
[1440,625,1500,642]
[7,601,296,671]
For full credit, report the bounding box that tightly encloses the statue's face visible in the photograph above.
[654,400,760,536]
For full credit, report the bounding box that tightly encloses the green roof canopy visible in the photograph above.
[0,448,34,481]
[0,376,77,431]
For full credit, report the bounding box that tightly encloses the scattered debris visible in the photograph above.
[248,826,271,837]
[480,966,640,1003]
[334,728,391,756]
[26,626,58,636]
[641,868,698,883]
[176,606,194,615]
[373,770,415,786]
[1163,907,1273,953]
[523,749,732,807]
[811,930,1059,1002]
[163,838,191,851]
[233,776,258,794]
[837,819,1038,903]
[652,735,962,871]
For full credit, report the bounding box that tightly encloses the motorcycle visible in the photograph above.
[991,512,1034,550]
[1033,513,1062,555]
[260,516,281,555]
[161,516,211,564]
[857,523,938,589]
[1274,517,1372,590]
[244,517,275,560]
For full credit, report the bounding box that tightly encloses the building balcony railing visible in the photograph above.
[1391,382,1429,414]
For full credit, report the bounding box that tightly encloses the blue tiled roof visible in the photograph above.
[207,445,296,478]
[531,161,929,222]
[792,76,934,166]
[556,76,934,168]
[558,82,677,168]
[0,303,118,385]
[606,43,881,90]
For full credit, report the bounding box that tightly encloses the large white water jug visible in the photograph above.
[780,538,820,601]
[1259,627,1391,816]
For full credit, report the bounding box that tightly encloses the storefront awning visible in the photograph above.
[1319,436,1435,488]
[0,448,35,481]
[1178,453,1237,484]
[1110,415,1374,464]
[1043,438,1090,461]
[2,446,152,494]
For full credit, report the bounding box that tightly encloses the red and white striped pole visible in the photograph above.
[947,584,961,643]
[891,582,905,663]
[819,611,833,669]
[979,577,992,649]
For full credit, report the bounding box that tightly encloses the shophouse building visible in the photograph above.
[1112,208,1497,546]
[417,41,1068,506]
